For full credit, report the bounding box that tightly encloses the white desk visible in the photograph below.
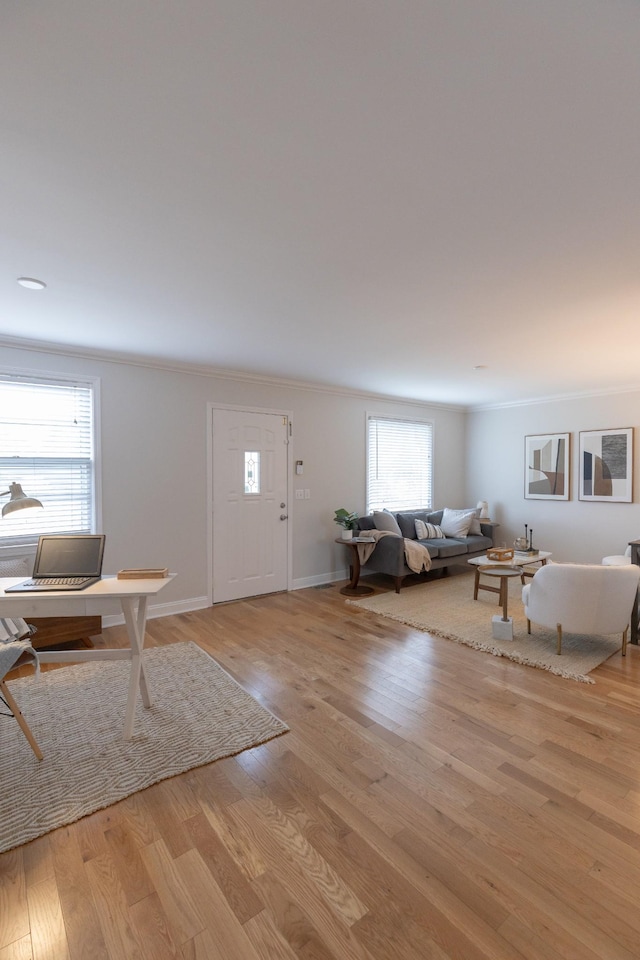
[0,575,175,739]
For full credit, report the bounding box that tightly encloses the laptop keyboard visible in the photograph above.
[26,577,93,587]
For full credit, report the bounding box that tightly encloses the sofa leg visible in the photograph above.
[556,623,562,655]
[622,626,628,656]
[440,567,449,577]
[527,618,531,634]
[393,577,402,593]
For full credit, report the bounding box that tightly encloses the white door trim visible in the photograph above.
[207,402,293,605]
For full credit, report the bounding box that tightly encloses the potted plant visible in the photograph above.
[334,508,359,540]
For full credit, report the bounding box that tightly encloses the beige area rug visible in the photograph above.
[0,641,288,854]
[348,573,624,684]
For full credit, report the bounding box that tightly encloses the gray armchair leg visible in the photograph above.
[556,623,562,655]
[622,626,628,656]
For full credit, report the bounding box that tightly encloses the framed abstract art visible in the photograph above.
[524,433,570,500]
[579,427,633,502]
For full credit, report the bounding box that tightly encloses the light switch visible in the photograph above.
[304,489,310,499]
[295,488,304,500]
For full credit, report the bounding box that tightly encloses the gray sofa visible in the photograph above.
[354,508,495,592]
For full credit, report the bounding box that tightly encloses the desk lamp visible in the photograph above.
[1,483,43,518]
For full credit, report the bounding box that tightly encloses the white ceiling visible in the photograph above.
[2,0,639,408]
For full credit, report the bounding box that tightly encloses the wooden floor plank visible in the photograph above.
[26,877,70,960]
[0,936,33,960]
[0,851,29,950]
[49,828,110,960]
[83,855,144,960]
[4,582,640,959]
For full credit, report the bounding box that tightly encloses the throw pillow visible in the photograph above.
[440,507,476,538]
[0,557,31,577]
[465,508,482,535]
[372,510,402,536]
[415,519,445,540]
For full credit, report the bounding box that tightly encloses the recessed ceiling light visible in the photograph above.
[17,277,47,290]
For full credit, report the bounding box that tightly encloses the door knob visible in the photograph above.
[280,514,288,520]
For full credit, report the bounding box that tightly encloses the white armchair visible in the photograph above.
[522,563,640,655]
[602,545,632,566]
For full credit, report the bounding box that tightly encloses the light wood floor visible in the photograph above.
[3,572,640,960]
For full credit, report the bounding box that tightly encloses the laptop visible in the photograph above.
[5,534,106,592]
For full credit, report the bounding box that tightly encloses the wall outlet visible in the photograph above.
[295,488,304,500]
[304,489,310,499]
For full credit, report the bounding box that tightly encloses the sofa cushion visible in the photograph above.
[440,507,478,538]
[356,516,376,532]
[416,540,440,558]
[432,538,472,558]
[418,540,443,560]
[372,510,402,536]
[395,511,431,539]
[464,534,493,553]
[415,519,445,540]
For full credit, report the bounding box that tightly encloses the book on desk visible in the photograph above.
[116,568,169,579]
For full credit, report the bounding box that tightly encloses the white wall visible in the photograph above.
[1,344,468,611]
[467,390,640,563]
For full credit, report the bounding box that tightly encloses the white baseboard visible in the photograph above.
[291,569,347,590]
[102,573,348,626]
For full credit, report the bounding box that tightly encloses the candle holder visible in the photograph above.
[514,524,539,555]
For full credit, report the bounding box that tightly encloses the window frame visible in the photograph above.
[0,368,102,556]
[365,413,434,515]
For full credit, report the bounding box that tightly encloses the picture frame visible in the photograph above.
[579,427,633,502]
[524,433,570,500]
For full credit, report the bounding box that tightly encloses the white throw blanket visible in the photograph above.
[0,619,38,680]
[356,530,432,574]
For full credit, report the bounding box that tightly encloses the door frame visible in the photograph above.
[207,402,294,605]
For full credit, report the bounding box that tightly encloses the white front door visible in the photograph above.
[211,407,290,603]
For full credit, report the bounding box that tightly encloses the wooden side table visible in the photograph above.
[335,538,375,596]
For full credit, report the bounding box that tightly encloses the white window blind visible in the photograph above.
[367,416,433,513]
[0,374,95,543]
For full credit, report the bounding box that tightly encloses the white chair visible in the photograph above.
[522,563,640,655]
[602,545,632,566]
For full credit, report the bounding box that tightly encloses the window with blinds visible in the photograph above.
[0,374,97,544]
[366,415,433,513]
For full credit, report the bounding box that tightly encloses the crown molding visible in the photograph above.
[470,381,640,412]
[0,334,464,413]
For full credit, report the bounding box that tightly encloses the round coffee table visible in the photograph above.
[477,565,523,622]
[476,564,524,639]
[469,551,552,600]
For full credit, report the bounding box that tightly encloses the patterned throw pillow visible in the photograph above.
[415,519,445,540]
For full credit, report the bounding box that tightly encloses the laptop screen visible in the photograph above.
[33,535,106,578]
